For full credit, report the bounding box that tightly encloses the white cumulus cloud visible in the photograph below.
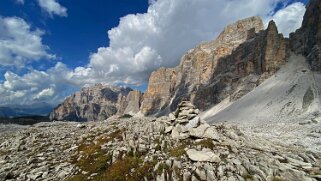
[37,0,68,17]
[34,88,55,100]
[0,16,55,68]
[76,0,305,86]
[267,2,306,37]
[0,62,78,106]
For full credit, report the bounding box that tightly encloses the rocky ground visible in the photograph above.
[0,102,321,181]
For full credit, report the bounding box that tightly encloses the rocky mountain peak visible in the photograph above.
[49,84,134,122]
[290,0,321,71]
[266,20,278,34]
[211,16,263,48]
[197,16,264,56]
[141,16,288,116]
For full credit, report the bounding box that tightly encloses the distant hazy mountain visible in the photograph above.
[0,107,17,118]
[0,102,54,118]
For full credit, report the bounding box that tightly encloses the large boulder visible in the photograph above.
[186,149,221,163]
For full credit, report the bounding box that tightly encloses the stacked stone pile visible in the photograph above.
[165,101,221,142]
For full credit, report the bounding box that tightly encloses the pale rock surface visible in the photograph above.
[186,149,221,163]
[185,116,200,128]
[1,104,321,180]
[189,124,210,138]
[117,90,143,116]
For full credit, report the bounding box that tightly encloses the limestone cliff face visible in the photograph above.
[141,17,289,115]
[117,90,143,116]
[141,67,177,115]
[290,0,321,71]
[50,84,132,122]
[194,20,288,110]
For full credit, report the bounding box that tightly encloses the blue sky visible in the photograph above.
[0,0,308,106]
[0,0,149,73]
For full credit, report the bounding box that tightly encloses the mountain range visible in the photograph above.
[50,0,321,124]
[0,102,53,118]
[1,1,321,180]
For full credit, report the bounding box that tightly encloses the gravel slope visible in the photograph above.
[202,54,321,124]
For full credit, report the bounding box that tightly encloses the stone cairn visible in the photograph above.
[165,101,224,163]
[172,101,201,127]
[165,101,220,141]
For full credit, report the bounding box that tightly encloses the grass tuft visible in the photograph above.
[168,142,188,158]
[67,129,124,180]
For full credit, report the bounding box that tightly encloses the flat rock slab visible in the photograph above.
[186,149,221,163]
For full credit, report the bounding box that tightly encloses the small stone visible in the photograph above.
[179,101,195,108]
[42,171,48,178]
[90,173,98,177]
[119,147,128,151]
[173,160,182,169]
[227,176,237,181]
[166,160,173,167]
[138,144,148,153]
[82,171,88,175]
[29,173,42,180]
[285,156,313,169]
[231,159,242,165]
[185,116,200,128]
[171,126,180,139]
[195,168,207,180]
[76,124,86,129]
[280,168,313,181]
[112,150,120,163]
[177,118,189,124]
[312,116,321,122]
[203,126,220,140]
[189,124,210,138]
[172,126,189,140]
[194,109,200,114]
[169,113,176,121]
[156,172,166,181]
[183,171,191,180]
[226,131,239,140]
[172,124,190,139]
[57,170,69,179]
[177,124,188,133]
[153,162,161,172]
[165,126,173,133]
[207,170,216,181]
